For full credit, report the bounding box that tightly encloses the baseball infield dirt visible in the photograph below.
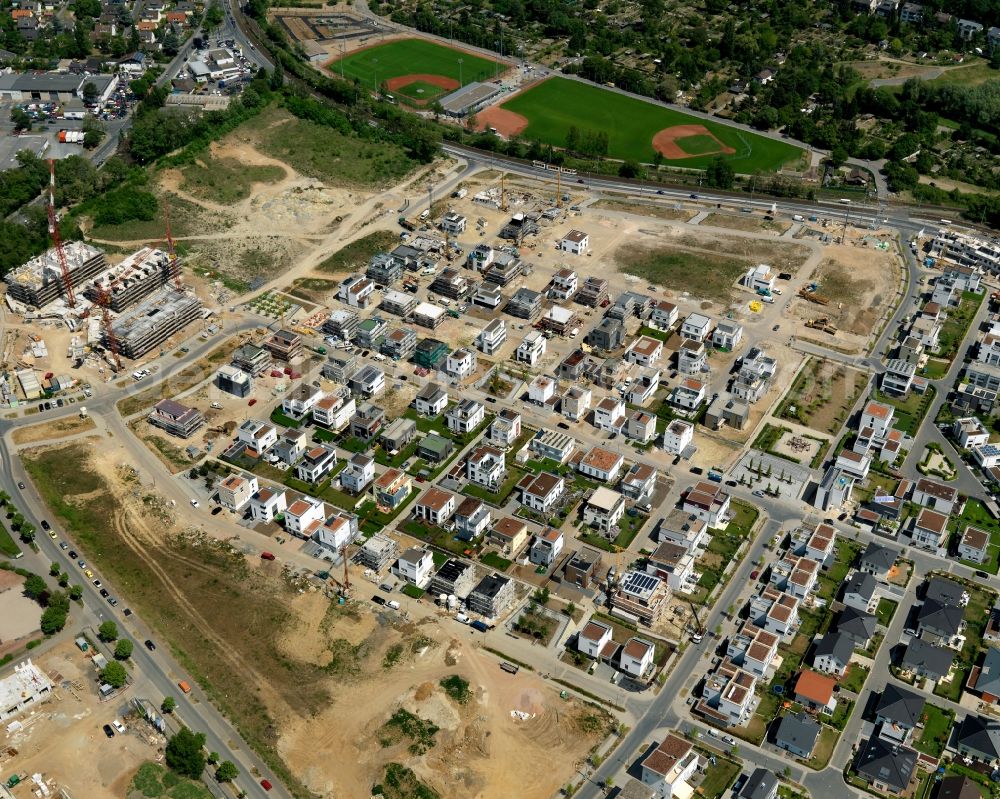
[473,106,529,137]
[386,74,459,96]
[652,123,736,159]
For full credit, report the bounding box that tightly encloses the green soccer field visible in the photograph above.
[328,38,502,89]
[500,77,802,172]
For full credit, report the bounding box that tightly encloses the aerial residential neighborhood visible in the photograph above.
[4,0,1000,795]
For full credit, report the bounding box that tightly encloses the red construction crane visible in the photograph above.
[97,286,122,371]
[46,159,76,307]
[163,196,183,290]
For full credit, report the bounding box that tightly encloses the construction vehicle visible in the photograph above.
[798,285,829,305]
[398,216,416,232]
[755,287,772,298]
[805,317,838,335]
[687,600,706,642]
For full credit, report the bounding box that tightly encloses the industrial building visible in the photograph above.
[81,247,179,312]
[7,241,107,309]
[107,287,202,359]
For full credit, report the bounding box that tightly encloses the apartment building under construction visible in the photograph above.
[6,242,107,309]
[81,247,179,312]
[106,287,202,359]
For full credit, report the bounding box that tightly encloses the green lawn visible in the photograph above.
[461,467,527,505]
[872,385,937,436]
[500,77,802,170]
[0,522,22,558]
[817,539,861,601]
[480,552,512,571]
[949,498,1000,575]
[938,291,985,361]
[913,703,954,757]
[695,754,741,798]
[129,762,214,799]
[841,663,869,693]
[328,37,500,89]
[807,727,839,770]
[876,597,898,627]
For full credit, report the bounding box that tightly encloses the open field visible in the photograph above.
[499,77,802,170]
[327,38,501,95]
[702,212,791,235]
[23,440,609,799]
[317,229,400,274]
[591,199,695,221]
[179,156,286,205]
[88,100,420,292]
[11,414,96,444]
[777,358,867,435]
[615,244,748,303]
[128,762,215,799]
[242,105,417,189]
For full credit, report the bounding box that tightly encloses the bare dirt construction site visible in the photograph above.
[21,439,609,799]
[786,237,901,354]
[83,104,438,295]
[0,641,169,799]
[10,414,96,445]
[279,594,611,799]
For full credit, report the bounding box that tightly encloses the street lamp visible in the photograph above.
[458,58,463,87]
[373,58,378,95]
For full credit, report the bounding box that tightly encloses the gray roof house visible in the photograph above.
[917,598,964,642]
[854,736,918,793]
[957,714,1000,765]
[813,632,853,676]
[737,768,779,799]
[837,606,878,648]
[774,712,820,759]
[843,571,877,612]
[926,576,967,607]
[902,638,955,681]
[860,542,897,578]
[970,647,1000,701]
[875,684,925,733]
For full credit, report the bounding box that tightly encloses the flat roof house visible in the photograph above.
[467,572,514,618]
[148,399,204,439]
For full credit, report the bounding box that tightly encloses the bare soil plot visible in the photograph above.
[592,199,695,222]
[786,241,900,353]
[702,212,791,235]
[777,357,867,435]
[22,441,610,799]
[12,414,95,445]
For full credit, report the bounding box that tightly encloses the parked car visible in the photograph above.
[372,595,386,606]
[102,724,115,738]
[145,639,156,651]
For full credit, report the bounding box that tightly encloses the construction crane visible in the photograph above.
[46,159,76,308]
[163,196,183,290]
[341,544,350,594]
[95,283,122,371]
[687,599,706,642]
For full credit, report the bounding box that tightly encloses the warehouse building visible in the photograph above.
[107,287,202,359]
[7,242,107,309]
[0,71,117,103]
